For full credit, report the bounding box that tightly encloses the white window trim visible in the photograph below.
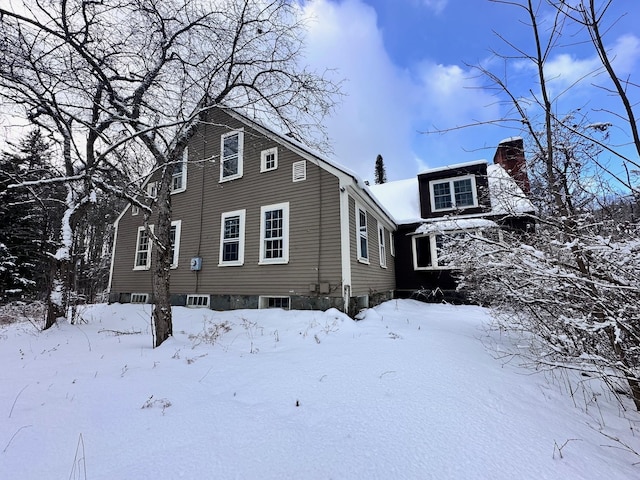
[389,230,395,257]
[186,294,210,308]
[356,204,369,264]
[378,224,387,268]
[146,182,157,198]
[292,160,306,182]
[412,234,439,271]
[259,296,291,310]
[170,220,182,269]
[130,293,149,304]
[171,148,188,194]
[429,174,478,212]
[220,130,244,182]
[133,225,154,270]
[218,209,246,266]
[131,205,139,216]
[259,202,290,265]
[412,229,497,270]
[260,147,278,173]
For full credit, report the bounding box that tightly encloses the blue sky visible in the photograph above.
[300,0,640,182]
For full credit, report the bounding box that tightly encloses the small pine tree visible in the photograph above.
[374,154,387,184]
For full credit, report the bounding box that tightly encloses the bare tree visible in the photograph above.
[449,0,640,410]
[0,0,340,345]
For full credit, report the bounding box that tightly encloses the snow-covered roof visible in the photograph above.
[368,178,421,224]
[418,159,488,175]
[414,218,499,235]
[368,163,535,226]
[486,163,535,215]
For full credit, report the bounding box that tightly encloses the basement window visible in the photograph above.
[259,296,290,310]
[130,293,149,304]
[186,294,210,308]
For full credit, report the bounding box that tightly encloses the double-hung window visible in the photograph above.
[356,205,369,263]
[134,225,153,270]
[170,220,181,268]
[220,130,243,181]
[259,202,289,264]
[171,148,187,193]
[219,209,246,266]
[260,147,278,172]
[378,225,387,268]
[430,175,477,212]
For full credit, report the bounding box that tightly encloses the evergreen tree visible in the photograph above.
[0,129,64,302]
[374,154,387,184]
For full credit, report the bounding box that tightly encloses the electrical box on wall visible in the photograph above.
[190,257,202,271]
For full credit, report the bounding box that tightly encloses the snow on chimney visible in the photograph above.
[493,137,530,194]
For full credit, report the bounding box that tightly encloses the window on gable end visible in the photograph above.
[261,147,278,172]
[220,130,243,182]
[219,209,246,266]
[171,147,187,193]
[146,182,157,198]
[259,202,289,264]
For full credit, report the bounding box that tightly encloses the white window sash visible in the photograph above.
[219,209,246,266]
[429,174,478,212]
[356,204,369,263]
[259,202,290,264]
[220,130,244,182]
[134,225,154,270]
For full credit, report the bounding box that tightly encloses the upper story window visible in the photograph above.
[356,205,369,263]
[259,202,289,264]
[219,209,246,266]
[429,175,477,212]
[146,182,157,198]
[220,130,244,182]
[171,148,188,193]
[260,147,278,172]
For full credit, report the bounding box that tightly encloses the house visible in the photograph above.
[369,137,535,302]
[107,107,396,315]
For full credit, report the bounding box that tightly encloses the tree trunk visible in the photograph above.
[44,258,67,330]
[151,170,173,347]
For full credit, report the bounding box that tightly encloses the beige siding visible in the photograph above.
[349,196,396,296]
[111,109,344,299]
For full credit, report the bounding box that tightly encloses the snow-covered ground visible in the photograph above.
[1,300,639,479]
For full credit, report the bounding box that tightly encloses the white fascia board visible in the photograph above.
[223,108,396,229]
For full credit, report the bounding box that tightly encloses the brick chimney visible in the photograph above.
[493,137,530,194]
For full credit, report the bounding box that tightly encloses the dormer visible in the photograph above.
[417,160,492,218]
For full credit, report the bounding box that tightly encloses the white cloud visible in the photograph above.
[301,0,418,180]
[300,0,501,180]
[420,0,448,14]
